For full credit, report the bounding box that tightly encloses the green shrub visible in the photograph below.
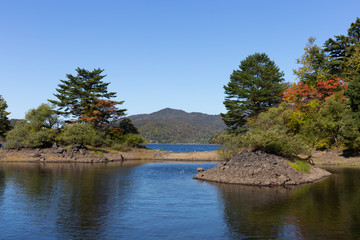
[309,95,349,149]
[243,128,311,157]
[111,133,147,149]
[25,130,55,148]
[6,125,56,149]
[89,129,109,147]
[241,104,312,157]
[216,135,244,160]
[57,124,95,146]
[5,120,31,148]
[57,123,112,147]
[210,133,232,145]
[216,148,239,161]
[339,111,360,151]
[294,95,360,151]
[111,143,130,152]
[5,104,60,149]
[121,133,147,148]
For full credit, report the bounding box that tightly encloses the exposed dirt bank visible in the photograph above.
[0,145,222,163]
[194,150,331,186]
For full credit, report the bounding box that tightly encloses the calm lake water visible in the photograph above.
[146,144,221,152]
[0,162,359,239]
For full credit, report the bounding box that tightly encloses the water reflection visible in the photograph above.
[54,165,128,239]
[1,162,360,239]
[213,167,360,239]
[0,162,142,239]
[0,161,220,239]
[211,183,301,239]
[0,168,5,205]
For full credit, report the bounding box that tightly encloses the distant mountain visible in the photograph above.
[129,108,226,144]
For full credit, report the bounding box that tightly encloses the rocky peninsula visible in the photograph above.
[194,150,331,186]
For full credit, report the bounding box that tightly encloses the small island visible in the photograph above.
[194,150,331,186]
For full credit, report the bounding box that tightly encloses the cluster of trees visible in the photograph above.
[0,95,11,140]
[220,18,360,158]
[3,68,146,149]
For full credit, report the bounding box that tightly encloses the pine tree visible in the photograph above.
[221,53,285,133]
[48,68,124,122]
[324,17,360,81]
[0,95,11,139]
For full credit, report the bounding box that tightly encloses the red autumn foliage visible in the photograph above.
[282,78,347,108]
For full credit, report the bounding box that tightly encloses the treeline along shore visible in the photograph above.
[1,144,360,166]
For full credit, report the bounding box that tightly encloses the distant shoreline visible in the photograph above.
[1,147,360,166]
[0,147,223,163]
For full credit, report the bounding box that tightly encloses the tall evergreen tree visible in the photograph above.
[221,53,285,133]
[0,95,11,138]
[324,17,360,81]
[48,68,124,122]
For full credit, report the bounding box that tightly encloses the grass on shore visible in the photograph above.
[288,158,310,173]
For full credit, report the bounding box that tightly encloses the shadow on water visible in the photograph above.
[210,167,360,239]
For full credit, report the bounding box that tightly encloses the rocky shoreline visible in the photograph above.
[194,150,332,186]
[1,144,360,166]
[0,144,222,163]
[1,145,359,187]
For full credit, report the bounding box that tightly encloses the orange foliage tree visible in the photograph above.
[79,99,126,128]
[282,78,347,109]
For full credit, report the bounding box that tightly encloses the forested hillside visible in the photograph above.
[129,108,226,143]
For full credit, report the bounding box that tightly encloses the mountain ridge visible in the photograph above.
[129,108,226,144]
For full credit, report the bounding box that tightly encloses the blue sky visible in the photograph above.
[1,0,360,119]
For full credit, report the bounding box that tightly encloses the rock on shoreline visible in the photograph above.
[0,145,120,163]
[194,150,331,186]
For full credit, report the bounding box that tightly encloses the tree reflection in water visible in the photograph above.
[1,163,360,239]
[212,168,360,239]
[0,162,138,239]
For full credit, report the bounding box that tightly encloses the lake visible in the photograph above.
[0,162,359,239]
[146,144,221,152]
